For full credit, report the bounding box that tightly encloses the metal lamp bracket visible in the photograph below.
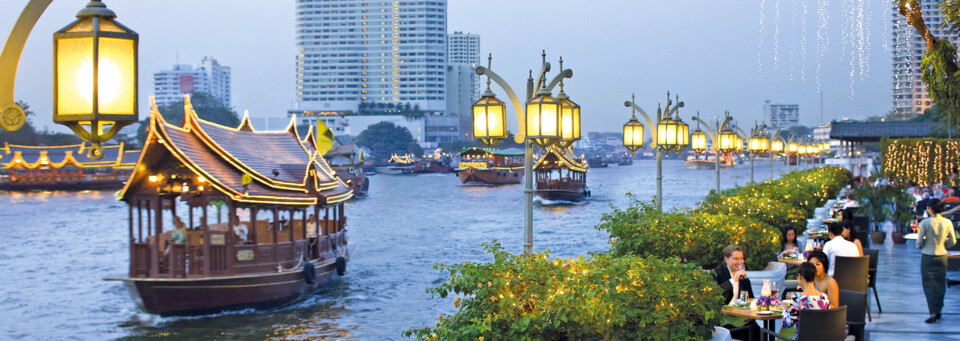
[475,58,571,144]
[0,0,53,132]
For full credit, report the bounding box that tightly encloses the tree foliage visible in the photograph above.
[0,101,83,146]
[898,0,960,126]
[137,92,239,144]
[355,121,423,163]
[404,241,723,341]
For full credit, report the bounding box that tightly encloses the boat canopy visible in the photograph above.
[117,98,353,206]
[534,145,587,173]
[457,147,525,157]
[1,142,138,170]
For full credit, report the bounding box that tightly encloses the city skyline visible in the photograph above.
[1,1,893,135]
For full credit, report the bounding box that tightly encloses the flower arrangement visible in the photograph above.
[756,295,782,311]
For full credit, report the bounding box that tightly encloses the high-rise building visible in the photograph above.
[892,2,960,118]
[153,57,231,108]
[446,31,480,140]
[292,0,447,115]
[447,31,480,65]
[764,100,799,128]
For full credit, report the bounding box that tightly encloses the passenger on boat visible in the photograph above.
[306,214,318,257]
[164,217,188,257]
[233,215,248,242]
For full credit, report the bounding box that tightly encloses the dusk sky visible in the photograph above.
[1,0,893,134]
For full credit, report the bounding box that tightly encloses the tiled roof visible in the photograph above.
[2,142,130,169]
[829,122,942,141]
[534,145,587,172]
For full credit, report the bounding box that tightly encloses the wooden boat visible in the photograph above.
[685,151,733,170]
[376,154,416,175]
[455,147,524,185]
[413,159,454,174]
[321,141,369,197]
[0,142,139,190]
[105,98,354,316]
[534,145,589,202]
[587,156,607,168]
[617,155,633,166]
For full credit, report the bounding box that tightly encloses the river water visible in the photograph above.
[0,158,799,340]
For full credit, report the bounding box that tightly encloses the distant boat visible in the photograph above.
[587,156,607,168]
[318,141,369,197]
[685,151,733,170]
[0,142,140,191]
[455,147,524,185]
[377,154,416,175]
[617,156,633,166]
[534,145,590,202]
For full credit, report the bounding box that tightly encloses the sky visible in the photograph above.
[0,0,894,135]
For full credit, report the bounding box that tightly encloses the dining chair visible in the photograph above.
[834,255,870,321]
[863,248,881,314]
[760,306,848,341]
[839,289,867,341]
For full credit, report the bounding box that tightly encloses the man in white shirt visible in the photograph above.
[823,222,860,276]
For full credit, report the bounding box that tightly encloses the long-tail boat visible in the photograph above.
[0,142,139,190]
[455,147,524,185]
[105,97,354,316]
[534,145,589,202]
[320,141,369,197]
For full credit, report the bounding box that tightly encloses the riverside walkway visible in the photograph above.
[852,224,960,340]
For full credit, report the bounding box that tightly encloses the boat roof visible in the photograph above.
[534,145,587,172]
[457,147,525,156]
[1,142,138,169]
[117,96,352,206]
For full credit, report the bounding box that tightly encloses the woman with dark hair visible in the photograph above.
[781,225,802,256]
[805,250,839,309]
[781,262,831,337]
[917,198,957,323]
[842,222,864,256]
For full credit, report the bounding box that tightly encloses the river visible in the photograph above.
[0,158,799,340]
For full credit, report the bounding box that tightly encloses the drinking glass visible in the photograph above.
[770,282,779,297]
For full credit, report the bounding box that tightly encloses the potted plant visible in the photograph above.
[850,183,892,245]
[889,187,916,244]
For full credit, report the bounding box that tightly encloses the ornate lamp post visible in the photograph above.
[690,111,734,193]
[770,133,785,180]
[748,123,770,184]
[472,51,576,257]
[1,0,138,159]
[623,92,688,211]
[787,136,800,171]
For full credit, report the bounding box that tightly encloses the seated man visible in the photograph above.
[822,222,859,277]
[941,188,960,204]
[713,245,760,340]
[233,215,249,242]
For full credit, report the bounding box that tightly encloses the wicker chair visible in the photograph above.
[834,255,870,321]
[760,306,848,341]
[863,248,881,315]
[839,289,867,341]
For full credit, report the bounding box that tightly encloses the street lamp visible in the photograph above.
[690,121,708,156]
[690,111,735,193]
[1,0,138,159]
[623,92,687,211]
[748,123,769,184]
[769,133,784,180]
[472,51,576,256]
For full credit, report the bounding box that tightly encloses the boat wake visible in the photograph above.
[534,197,587,206]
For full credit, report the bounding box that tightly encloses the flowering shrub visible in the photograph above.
[404,241,723,341]
[698,192,808,234]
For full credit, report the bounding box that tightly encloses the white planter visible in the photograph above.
[745,261,786,298]
[826,199,838,207]
[814,207,829,219]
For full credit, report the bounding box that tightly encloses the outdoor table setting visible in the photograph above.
[777,253,805,266]
[721,302,783,341]
[806,230,830,241]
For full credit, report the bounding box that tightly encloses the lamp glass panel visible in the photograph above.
[57,37,94,115]
[473,104,488,138]
[692,131,707,151]
[560,103,579,141]
[487,105,505,136]
[65,18,93,33]
[97,38,136,115]
[678,123,689,147]
[98,20,125,33]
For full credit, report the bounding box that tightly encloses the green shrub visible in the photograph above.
[596,197,780,271]
[699,192,808,234]
[404,241,723,341]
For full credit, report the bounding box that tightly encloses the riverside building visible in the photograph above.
[152,57,231,108]
[764,100,799,129]
[892,2,960,118]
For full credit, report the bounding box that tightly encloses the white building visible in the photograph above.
[892,2,960,118]
[447,31,480,102]
[446,63,476,141]
[764,100,799,128]
[293,0,447,115]
[153,57,231,108]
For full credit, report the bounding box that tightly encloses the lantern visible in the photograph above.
[623,115,644,154]
[787,141,799,154]
[472,88,507,146]
[691,128,708,155]
[749,133,769,153]
[735,134,744,152]
[556,89,580,148]
[771,139,784,154]
[718,128,739,154]
[657,114,688,153]
[53,0,138,159]
[525,86,561,148]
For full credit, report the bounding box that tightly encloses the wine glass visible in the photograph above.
[770,281,779,297]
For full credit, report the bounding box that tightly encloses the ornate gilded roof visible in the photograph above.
[533,145,587,173]
[1,142,136,169]
[117,97,352,206]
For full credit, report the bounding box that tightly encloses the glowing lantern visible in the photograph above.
[691,128,708,155]
[472,88,507,146]
[718,128,739,154]
[749,133,769,153]
[787,141,799,155]
[771,139,784,154]
[525,86,561,148]
[622,115,644,153]
[556,88,580,148]
[53,0,138,159]
[657,114,689,153]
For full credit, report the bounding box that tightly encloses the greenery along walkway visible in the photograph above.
[405,166,852,341]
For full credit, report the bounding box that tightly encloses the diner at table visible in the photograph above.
[823,223,860,277]
[714,245,761,341]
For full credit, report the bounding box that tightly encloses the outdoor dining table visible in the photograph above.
[721,305,781,341]
[777,257,804,266]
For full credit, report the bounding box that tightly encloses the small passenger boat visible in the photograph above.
[684,151,733,170]
[377,154,416,175]
[617,155,633,166]
[455,147,524,185]
[587,156,607,168]
[105,97,354,316]
[534,145,589,202]
[0,142,139,190]
[321,141,369,197]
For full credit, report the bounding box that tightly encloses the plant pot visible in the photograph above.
[891,231,907,244]
[870,231,887,245]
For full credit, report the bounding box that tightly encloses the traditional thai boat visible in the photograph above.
[455,147,524,185]
[684,151,733,170]
[0,142,139,190]
[377,154,416,175]
[105,98,354,316]
[321,141,369,197]
[534,145,589,202]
